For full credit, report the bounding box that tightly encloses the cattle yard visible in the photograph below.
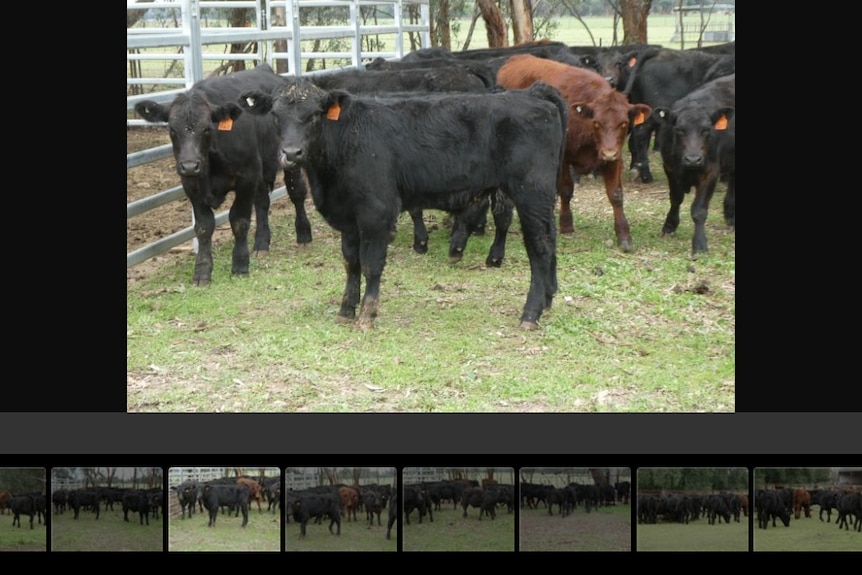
[127,3,735,414]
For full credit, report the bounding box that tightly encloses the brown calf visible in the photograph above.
[497,54,652,252]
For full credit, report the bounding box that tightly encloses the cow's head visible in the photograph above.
[240,78,347,170]
[136,92,243,178]
[655,104,734,170]
[571,92,652,163]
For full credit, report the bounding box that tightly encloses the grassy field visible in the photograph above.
[637,515,749,552]
[127,147,735,413]
[753,506,862,552]
[284,512,397,552]
[169,507,280,552]
[519,503,631,552]
[0,518,47,552]
[51,507,164,552]
[403,504,515,552]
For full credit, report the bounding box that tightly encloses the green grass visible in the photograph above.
[51,507,163,552]
[0,518,47,552]
[403,504,515,552]
[169,507,280,552]
[637,515,749,552]
[284,513,397,552]
[127,150,734,413]
[753,505,862,552]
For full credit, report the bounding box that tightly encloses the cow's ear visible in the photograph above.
[211,102,243,130]
[653,107,672,124]
[323,90,351,121]
[239,91,273,114]
[135,100,170,123]
[711,107,734,130]
[571,103,594,119]
[631,104,652,126]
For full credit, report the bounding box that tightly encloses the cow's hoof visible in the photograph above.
[193,278,212,287]
[485,257,503,268]
[413,242,428,254]
[619,239,634,253]
[335,315,354,325]
[518,320,540,331]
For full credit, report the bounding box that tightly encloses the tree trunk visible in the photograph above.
[589,468,610,487]
[228,9,253,72]
[437,0,451,50]
[476,0,508,48]
[510,0,533,44]
[619,0,652,44]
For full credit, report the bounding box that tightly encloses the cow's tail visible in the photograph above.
[528,82,568,189]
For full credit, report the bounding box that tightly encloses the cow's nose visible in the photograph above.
[683,155,704,167]
[177,161,201,176]
[283,146,303,163]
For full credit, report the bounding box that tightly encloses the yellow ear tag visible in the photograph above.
[628,56,637,68]
[326,102,341,121]
[218,118,233,131]
[634,110,645,126]
[714,114,728,130]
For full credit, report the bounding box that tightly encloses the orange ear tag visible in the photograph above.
[714,114,728,130]
[326,102,341,121]
[218,118,233,131]
[634,111,645,126]
[628,56,637,68]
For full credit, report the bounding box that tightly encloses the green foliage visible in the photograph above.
[637,468,747,491]
[754,468,834,488]
[0,468,44,493]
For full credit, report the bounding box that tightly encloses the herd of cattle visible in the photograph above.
[401,478,630,525]
[173,475,281,527]
[637,491,748,525]
[754,488,862,532]
[521,480,631,517]
[281,482,396,538]
[133,37,735,329]
[1,486,164,529]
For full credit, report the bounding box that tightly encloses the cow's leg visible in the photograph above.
[191,203,216,286]
[690,172,719,255]
[229,185,255,276]
[252,181,272,254]
[557,166,576,235]
[357,233,390,330]
[661,174,686,238]
[601,161,633,252]
[486,192,513,268]
[285,168,312,244]
[511,194,556,329]
[408,208,429,254]
[449,195,491,263]
[629,120,655,183]
[337,230,361,322]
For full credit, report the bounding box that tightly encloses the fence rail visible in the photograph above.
[127,0,431,270]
